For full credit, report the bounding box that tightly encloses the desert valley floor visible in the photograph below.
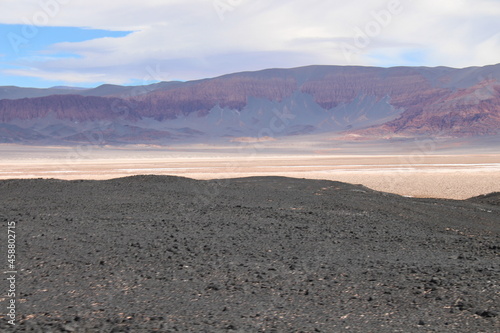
[0,145,499,332]
[1,145,499,199]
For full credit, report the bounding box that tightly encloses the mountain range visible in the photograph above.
[1,64,499,145]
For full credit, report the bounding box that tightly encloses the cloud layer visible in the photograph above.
[1,0,499,86]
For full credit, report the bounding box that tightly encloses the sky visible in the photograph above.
[0,0,499,88]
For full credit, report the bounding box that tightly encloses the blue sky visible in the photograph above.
[0,25,131,87]
[1,0,499,88]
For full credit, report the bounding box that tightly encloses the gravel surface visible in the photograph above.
[0,175,499,332]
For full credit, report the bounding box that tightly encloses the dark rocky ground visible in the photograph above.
[0,175,498,332]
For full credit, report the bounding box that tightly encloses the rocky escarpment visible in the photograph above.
[0,95,140,122]
[354,79,500,137]
[0,64,499,144]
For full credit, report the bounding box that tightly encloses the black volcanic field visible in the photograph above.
[0,176,499,332]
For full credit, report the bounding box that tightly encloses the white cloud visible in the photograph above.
[472,32,500,67]
[1,0,499,85]
[4,68,110,84]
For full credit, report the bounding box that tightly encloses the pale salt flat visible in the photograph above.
[0,145,499,200]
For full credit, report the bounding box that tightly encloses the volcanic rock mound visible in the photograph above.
[0,176,498,332]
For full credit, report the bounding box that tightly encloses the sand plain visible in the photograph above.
[1,145,499,200]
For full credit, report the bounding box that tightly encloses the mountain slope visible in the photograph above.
[0,81,181,100]
[351,79,500,137]
[0,64,499,145]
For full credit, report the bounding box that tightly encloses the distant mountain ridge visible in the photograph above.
[0,81,181,100]
[1,64,499,145]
